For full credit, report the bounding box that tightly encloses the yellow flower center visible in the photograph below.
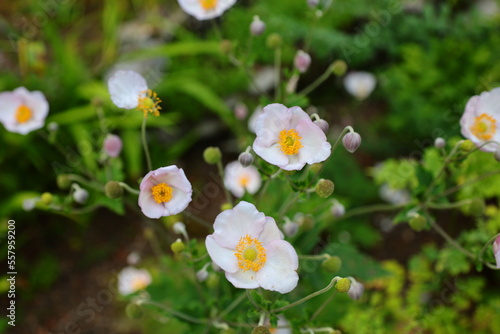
[200,0,217,10]
[470,114,496,140]
[239,175,250,187]
[131,277,149,291]
[138,89,162,117]
[151,183,173,204]
[234,234,267,272]
[278,129,303,155]
[15,104,32,123]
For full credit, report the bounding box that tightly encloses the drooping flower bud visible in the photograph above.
[103,134,123,158]
[238,151,254,167]
[321,255,342,273]
[459,140,474,152]
[315,179,334,198]
[170,238,185,253]
[234,102,248,120]
[294,50,311,73]
[347,279,364,300]
[250,16,266,36]
[266,33,282,49]
[493,236,500,269]
[434,137,446,149]
[335,277,351,293]
[73,187,89,204]
[173,222,187,237]
[331,200,345,218]
[196,267,209,282]
[283,220,299,237]
[22,198,38,211]
[342,132,362,153]
[105,181,123,198]
[127,251,140,265]
[314,119,329,135]
[203,146,222,165]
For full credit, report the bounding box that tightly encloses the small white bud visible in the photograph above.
[22,198,38,211]
[314,119,329,135]
[196,267,209,282]
[250,16,266,36]
[127,252,141,265]
[238,152,254,167]
[48,122,59,132]
[347,279,364,300]
[173,222,187,237]
[294,50,311,73]
[342,132,362,153]
[434,137,446,149]
[283,220,299,237]
[331,201,345,218]
[73,188,89,204]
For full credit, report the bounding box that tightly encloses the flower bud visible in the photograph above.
[314,119,329,135]
[40,192,53,205]
[408,213,426,231]
[73,187,89,204]
[459,140,474,152]
[331,201,345,218]
[234,102,248,120]
[342,132,362,153]
[250,16,266,36]
[125,303,145,319]
[221,202,233,211]
[105,181,123,199]
[266,33,282,49]
[173,222,187,236]
[296,213,314,230]
[321,256,342,273]
[238,151,254,167]
[468,198,485,217]
[493,236,500,269]
[283,220,299,237]
[307,0,320,8]
[170,238,185,253]
[206,272,219,289]
[251,326,271,334]
[103,134,123,158]
[331,60,347,76]
[57,174,71,189]
[315,179,334,198]
[434,137,446,149]
[127,251,140,265]
[196,267,209,282]
[347,279,364,300]
[494,149,500,162]
[203,146,222,165]
[335,277,351,293]
[220,40,233,54]
[294,50,311,73]
[22,198,38,211]
[47,121,59,132]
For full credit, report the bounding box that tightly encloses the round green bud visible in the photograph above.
[125,303,145,319]
[57,174,71,189]
[40,192,53,205]
[408,214,427,231]
[331,60,347,76]
[251,326,271,334]
[104,181,123,199]
[335,277,351,293]
[220,329,236,334]
[206,272,219,289]
[220,40,233,54]
[321,256,342,273]
[203,146,222,165]
[297,214,314,231]
[315,179,335,198]
[221,202,233,211]
[459,140,474,152]
[171,239,185,254]
[468,198,485,217]
[266,33,282,49]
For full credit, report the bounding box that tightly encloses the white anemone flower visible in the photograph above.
[224,161,261,197]
[107,70,161,117]
[177,0,236,21]
[460,88,500,152]
[0,87,49,135]
[252,103,331,171]
[205,201,299,293]
[118,266,152,295]
[344,71,377,100]
[139,166,193,219]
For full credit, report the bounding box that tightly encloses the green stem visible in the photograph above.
[216,161,233,206]
[278,192,301,217]
[67,174,103,192]
[297,64,333,97]
[424,199,474,210]
[477,233,500,270]
[309,291,336,322]
[299,254,330,261]
[424,141,463,199]
[331,126,353,155]
[274,46,282,101]
[433,170,500,199]
[141,300,208,324]
[332,203,407,221]
[118,182,140,195]
[217,292,247,320]
[426,213,475,259]
[246,289,266,312]
[141,117,153,171]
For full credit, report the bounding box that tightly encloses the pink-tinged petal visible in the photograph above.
[255,103,291,146]
[253,139,289,167]
[177,0,236,20]
[460,95,479,140]
[108,70,147,109]
[138,191,165,219]
[225,269,260,289]
[163,187,192,215]
[245,167,262,194]
[157,167,192,193]
[205,236,239,273]
[259,217,283,244]
[288,106,311,128]
[256,240,299,293]
[213,201,266,249]
[0,92,21,123]
[296,120,332,165]
[279,153,305,171]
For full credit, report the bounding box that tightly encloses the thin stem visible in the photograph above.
[183,211,212,229]
[270,276,340,314]
[433,170,500,199]
[257,170,281,203]
[274,46,282,101]
[246,289,266,312]
[331,126,353,155]
[118,182,140,195]
[141,300,208,325]
[332,203,408,222]
[424,141,463,199]
[258,312,266,326]
[299,254,330,261]
[477,233,500,270]
[297,64,333,97]
[309,292,336,322]
[427,213,475,259]
[141,117,153,171]
[424,199,474,210]
[278,192,301,217]
[217,292,247,320]
[67,174,104,192]
[216,161,233,206]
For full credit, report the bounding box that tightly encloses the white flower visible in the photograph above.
[252,103,331,171]
[248,106,264,133]
[0,87,49,135]
[177,0,236,21]
[344,71,377,100]
[107,70,161,117]
[224,161,261,197]
[205,201,299,293]
[460,88,500,152]
[118,266,152,295]
[139,166,193,219]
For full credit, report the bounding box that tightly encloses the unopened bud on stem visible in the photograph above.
[342,132,362,153]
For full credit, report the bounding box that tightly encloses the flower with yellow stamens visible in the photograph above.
[0,87,49,135]
[177,0,236,21]
[224,161,261,198]
[205,201,299,293]
[117,266,152,295]
[253,103,331,170]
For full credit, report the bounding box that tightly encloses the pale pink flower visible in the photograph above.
[493,235,500,269]
[103,134,123,158]
[294,50,311,73]
[177,0,236,20]
[139,166,192,219]
[460,88,500,152]
[252,103,331,170]
[118,266,152,295]
[0,87,49,135]
[344,71,377,100]
[224,161,261,198]
[205,201,299,293]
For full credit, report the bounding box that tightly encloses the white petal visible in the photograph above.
[213,201,266,249]
[253,138,289,167]
[225,269,260,289]
[163,187,192,215]
[177,0,236,20]
[259,217,283,244]
[296,120,331,165]
[288,106,311,127]
[0,88,49,135]
[108,70,148,109]
[138,191,165,219]
[255,103,291,146]
[205,236,239,273]
[256,240,299,294]
[344,72,376,100]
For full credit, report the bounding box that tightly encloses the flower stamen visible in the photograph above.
[234,234,267,272]
[278,129,303,155]
[138,89,162,117]
[200,0,217,10]
[239,175,250,187]
[15,104,32,123]
[151,183,173,204]
[470,113,496,140]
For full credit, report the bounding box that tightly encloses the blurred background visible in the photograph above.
[0,0,500,333]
